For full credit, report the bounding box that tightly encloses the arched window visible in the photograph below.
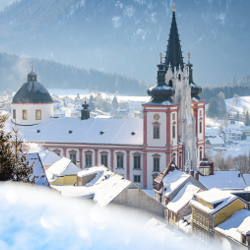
[178,74,181,81]
[169,80,173,87]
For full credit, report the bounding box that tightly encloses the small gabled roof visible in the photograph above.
[46,157,80,178]
[166,182,202,214]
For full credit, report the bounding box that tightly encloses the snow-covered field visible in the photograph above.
[49,88,149,102]
[0,182,224,250]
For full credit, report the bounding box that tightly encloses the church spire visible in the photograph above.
[164,4,184,71]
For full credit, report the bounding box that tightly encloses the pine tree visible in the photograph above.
[0,111,34,182]
[111,96,118,109]
[245,111,250,126]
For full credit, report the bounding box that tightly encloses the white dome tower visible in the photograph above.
[11,70,53,126]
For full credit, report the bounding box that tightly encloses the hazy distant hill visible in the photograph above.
[0,0,249,87]
[0,52,147,94]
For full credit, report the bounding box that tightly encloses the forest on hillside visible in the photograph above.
[200,74,250,102]
[0,53,147,95]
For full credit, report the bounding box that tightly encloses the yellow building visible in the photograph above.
[46,157,81,186]
[190,188,246,234]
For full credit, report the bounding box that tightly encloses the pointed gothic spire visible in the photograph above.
[164,7,184,71]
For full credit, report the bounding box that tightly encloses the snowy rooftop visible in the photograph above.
[52,166,131,206]
[29,146,61,166]
[8,117,143,145]
[26,153,50,187]
[190,188,240,215]
[166,182,201,214]
[205,127,220,137]
[206,136,224,145]
[198,170,246,190]
[46,157,81,182]
[215,209,250,242]
[162,170,190,197]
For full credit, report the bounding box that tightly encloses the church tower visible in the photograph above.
[142,4,205,188]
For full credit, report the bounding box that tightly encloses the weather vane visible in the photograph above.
[188,52,191,61]
[173,2,175,12]
[160,52,162,63]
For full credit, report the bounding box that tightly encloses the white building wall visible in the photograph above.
[11,103,53,126]
[129,150,143,189]
[147,112,166,147]
[113,150,127,177]
[147,152,166,188]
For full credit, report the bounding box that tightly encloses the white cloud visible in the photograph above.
[124,5,136,18]
[135,28,147,41]
[216,12,226,25]
[112,16,122,28]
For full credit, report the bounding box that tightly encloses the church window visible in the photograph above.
[172,125,176,139]
[153,155,160,172]
[179,154,182,169]
[178,74,181,81]
[116,152,124,169]
[169,80,173,87]
[36,110,41,120]
[101,152,108,167]
[133,153,141,170]
[69,150,77,165]
[133,175,141,183]
[199,121,202,133]
[85,151,92,168]
[153,124,160,139]
[22,110,27,120]
[13,109,16,120]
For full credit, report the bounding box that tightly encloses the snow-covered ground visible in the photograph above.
[49,88,149,102]
[0,182,224,250]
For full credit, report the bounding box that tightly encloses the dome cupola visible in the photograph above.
[147,54,175,104]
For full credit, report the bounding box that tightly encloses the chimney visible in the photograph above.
[211,162,214,175]
[195,172,199,181]
[190,170,194,177]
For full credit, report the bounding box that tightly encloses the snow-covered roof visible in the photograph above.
[29,147,61,167]
[166,182,201,214]
[190,188,238,215]
[26,153,50,187]
[198,170,246,190]
[52,166,131,206]
[215,209,250,242]
[162,170,190,197]
[46,157,80,182]
[206,136,224,145]
[205,127,220,137]
[10,117,143,145]
[243,174,250,187]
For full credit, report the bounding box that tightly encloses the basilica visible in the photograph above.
[11,8,205,189]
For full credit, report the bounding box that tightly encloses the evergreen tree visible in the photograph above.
[111,96,118,109]
[245,111,250,126]
[216,92,227,119]
[88,95,95,111]
[206,97,218,118]
[0,111,34,182]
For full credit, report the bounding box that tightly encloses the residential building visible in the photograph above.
[190,188,246,234]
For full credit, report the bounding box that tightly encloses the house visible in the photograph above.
[190,188,247,234]
[166,182,203,226]
[53,165,165,217]
[197,157,246,190]
[222,127,242,142]
[214,209,250,248]
[153,162,207,206]
[240,126,250,137]
[46,157,81,185]
[9,8,206,189]
[205,136,225,149]
[26,153,50,187]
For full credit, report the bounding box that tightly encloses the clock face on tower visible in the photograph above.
[154,114,160,120]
